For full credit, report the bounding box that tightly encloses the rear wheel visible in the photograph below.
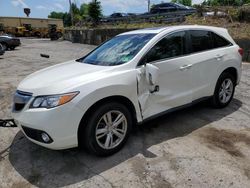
[57,32,63,38]
[80,102,132,156]
[211,72,236,108]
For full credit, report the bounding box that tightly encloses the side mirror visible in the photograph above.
[145,63,159,85]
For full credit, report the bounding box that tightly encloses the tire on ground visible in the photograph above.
[211,72,236,108]
[79,102,132,156]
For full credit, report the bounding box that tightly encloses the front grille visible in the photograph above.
[12,90,32,112]
[22,126,53,144]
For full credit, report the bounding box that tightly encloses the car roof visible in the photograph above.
[119,25,228,35]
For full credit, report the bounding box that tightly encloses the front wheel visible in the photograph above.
[1,43,7,51]
[211,72,236,108]
[80,102,132,156]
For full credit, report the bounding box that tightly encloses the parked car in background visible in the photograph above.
[12,25,242,156]
[0,43,5,55]
[150,2,196,14]
[0,35,21,50]
[109,13,128,18]
[102,13,133,22]
[128,13,137,16]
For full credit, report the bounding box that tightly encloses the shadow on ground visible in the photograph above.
[8,99,242,187]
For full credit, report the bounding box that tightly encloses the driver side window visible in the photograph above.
[141,31,187,64]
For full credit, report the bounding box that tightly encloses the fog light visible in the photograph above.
[41,133,50,143]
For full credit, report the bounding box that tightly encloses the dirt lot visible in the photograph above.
[0,38,250,188]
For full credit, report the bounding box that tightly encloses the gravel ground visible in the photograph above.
[0,38,250,188]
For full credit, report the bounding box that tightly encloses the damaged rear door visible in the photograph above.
[137,31,193,120]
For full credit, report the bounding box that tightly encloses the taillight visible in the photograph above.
[238,48,244,56]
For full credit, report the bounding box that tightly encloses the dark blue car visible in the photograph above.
[150,3,196,14]
[0,35,21,50]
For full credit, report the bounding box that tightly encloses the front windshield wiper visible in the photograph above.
[75,58,83,62]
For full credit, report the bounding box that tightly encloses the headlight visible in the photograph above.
[30,92,79,109]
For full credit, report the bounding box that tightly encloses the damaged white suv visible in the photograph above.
[12,25,242,156]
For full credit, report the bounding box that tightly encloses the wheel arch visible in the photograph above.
[0,41,8,47]
[77,95,138,146]
[221,67,238,84]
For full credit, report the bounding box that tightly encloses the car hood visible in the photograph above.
[18,60,115,95]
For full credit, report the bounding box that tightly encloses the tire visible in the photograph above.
[80,102,132,156]
[1,43,7,51]
[34,32,41,38]
[211,72,236,108]
[57,32,63,38]
[10,46,15,50]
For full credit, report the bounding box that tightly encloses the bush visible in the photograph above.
[88,0,102,26]
[239,6,250,22]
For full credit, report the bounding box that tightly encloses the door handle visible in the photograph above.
[179,64,193,70]
[215,54,224,60]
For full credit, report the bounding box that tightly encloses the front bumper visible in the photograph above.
[12,97,84,150]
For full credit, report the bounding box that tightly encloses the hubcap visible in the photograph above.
[95,110,127,149]
[219,78,233,104]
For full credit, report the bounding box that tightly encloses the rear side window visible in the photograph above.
[212,32,232,48]
[190,30,213,53]
[142,31,187,64]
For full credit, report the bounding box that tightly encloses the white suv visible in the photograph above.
[12,25,242,156]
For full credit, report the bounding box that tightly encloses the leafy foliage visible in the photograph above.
[88,0,102,25]
[48,11,71,26]
[202,0,250,6]
[80,3,89,18]
[48,1,102,26]
[171,0,192,6]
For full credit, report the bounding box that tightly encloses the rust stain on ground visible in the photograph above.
[244,169,250,179]
[11,181,30,188]
[198,127,250,158]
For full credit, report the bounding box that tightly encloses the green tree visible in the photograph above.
[88,0,102,25]
[202,0,250,6]
[70,3,82,24]
[80,3,89,17]
[171,0,192,6]
[62,12,72,27]
[48,11,64,19]
[182,0,192,6]
[48,12,72,26]
[71,3,80,15]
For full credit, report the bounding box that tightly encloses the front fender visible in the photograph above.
[73,70,142,123]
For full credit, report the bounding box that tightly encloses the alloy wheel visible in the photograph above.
[219,78,233,104]
[95,110,127,150]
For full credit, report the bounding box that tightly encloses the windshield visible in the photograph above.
[78,34,155,66]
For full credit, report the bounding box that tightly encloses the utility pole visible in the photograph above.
[69,0,74,26]
[148,0,150,13]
